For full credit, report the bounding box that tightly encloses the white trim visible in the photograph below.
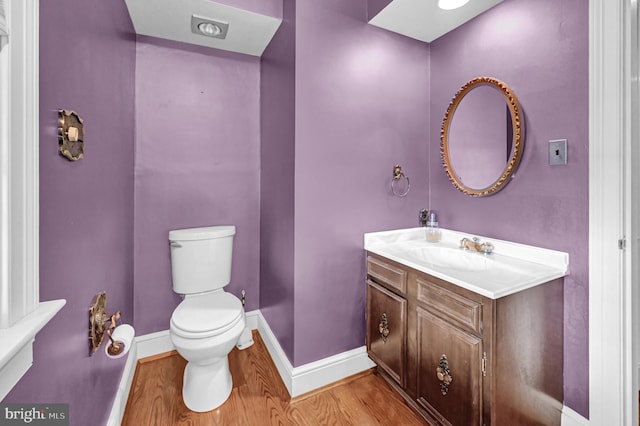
[0,0,64,401]
[253,310,375,397]
[561,405,589,426]
[0,300,65,400]
[629,0,640,420]
[244,309,260,331]
[0,0,40,329]
[106,329,177,425]
[134,329,173,359]
[290,345,375,397]
[106,340,138,426]
[0,1,7,36]
[589,0,635,424]
[107,309,375,425]
[252,310,295,393]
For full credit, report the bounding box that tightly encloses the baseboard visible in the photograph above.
[106,329,174,426]
[105,339,138,426]
[561,405,589,425]
[252,310,295,393]
[135,329,173,359]
[290,345,375,396]
[106,309,375,424]
[253,310,375,397]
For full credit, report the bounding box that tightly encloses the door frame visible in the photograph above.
[589,0,638,424]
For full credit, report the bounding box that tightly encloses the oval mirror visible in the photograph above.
[440,77,524,197]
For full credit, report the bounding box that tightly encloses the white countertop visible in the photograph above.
[364,228,569,299]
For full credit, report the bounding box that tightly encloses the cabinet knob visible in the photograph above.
[379,313,390,343]
[436,354,453,395]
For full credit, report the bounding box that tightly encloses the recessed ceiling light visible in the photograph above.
[437,0,471,10]
[191,15,229,40]
[198,22,222,37]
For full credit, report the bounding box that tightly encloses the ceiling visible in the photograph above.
[124,0,282,56]
[368,0,504,43]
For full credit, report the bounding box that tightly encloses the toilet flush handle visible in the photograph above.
[169,241,182,248]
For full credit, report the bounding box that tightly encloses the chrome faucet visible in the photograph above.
[419,209,429,227]
[460,237,494,255]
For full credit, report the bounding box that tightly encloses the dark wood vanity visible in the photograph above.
[366,253,563,426]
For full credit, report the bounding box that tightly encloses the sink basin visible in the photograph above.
[405,246,496,272]
[364,227,569,299]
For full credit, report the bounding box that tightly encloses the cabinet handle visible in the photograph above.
[379,313,390,343]
[436,354,453,395]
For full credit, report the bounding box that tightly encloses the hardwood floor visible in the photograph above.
[122,331,427,425]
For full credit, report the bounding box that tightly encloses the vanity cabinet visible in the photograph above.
[366,253,563,426]
[366,256,408,386]
[367,281,407,386]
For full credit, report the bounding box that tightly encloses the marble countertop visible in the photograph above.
[364,227,569,299]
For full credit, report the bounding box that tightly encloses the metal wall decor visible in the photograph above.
[58,109,84,161]
[89,292,123,356]
[390,165,410,197]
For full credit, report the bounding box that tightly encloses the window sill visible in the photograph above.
[0,299,66,400]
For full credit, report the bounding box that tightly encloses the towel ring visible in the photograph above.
[391,165,410,197]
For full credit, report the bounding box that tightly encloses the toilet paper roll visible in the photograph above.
[105,324,135,359]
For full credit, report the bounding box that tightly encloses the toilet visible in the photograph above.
[168,225,247,412]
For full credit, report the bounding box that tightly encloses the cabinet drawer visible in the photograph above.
[367,280,407,386]
[416,277,483,335]
[367,256,407,295]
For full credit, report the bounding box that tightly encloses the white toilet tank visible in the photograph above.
[169,225,236,295]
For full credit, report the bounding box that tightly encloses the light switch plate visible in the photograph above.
[549,139,567,166]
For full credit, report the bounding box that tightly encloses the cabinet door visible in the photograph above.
[367,280,407,386]
[416,307,482,426]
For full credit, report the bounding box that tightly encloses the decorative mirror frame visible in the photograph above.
[440,76,524,197]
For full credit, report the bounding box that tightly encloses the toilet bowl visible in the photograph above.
[170,290,245,412]
[168,226,247,412]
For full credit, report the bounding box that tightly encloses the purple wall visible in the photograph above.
[3,0,589,422]
[429,0,589,416]
[293,0,430,366]
[133,37,262,335]
[3,0,136,424]
[259,0,296,360]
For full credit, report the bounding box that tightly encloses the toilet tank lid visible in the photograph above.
[169,225,236,241]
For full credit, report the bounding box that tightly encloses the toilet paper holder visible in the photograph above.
[89,291,128,356]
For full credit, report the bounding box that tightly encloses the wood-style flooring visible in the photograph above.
[122,331,426,425]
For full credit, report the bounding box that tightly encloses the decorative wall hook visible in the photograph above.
[88,292,134,358]
[58,110,84,161]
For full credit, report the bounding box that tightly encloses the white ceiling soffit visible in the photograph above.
[124,0,282,57]
[368,0,504,43]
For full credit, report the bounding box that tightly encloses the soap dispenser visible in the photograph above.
[426,212,442,243]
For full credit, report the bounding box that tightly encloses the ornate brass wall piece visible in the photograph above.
[89,292,122,354]
[440,77,524,197]
[58,110,84,161]
[436,354,453,395]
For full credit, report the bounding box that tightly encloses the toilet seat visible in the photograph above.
[171,291,243,339]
